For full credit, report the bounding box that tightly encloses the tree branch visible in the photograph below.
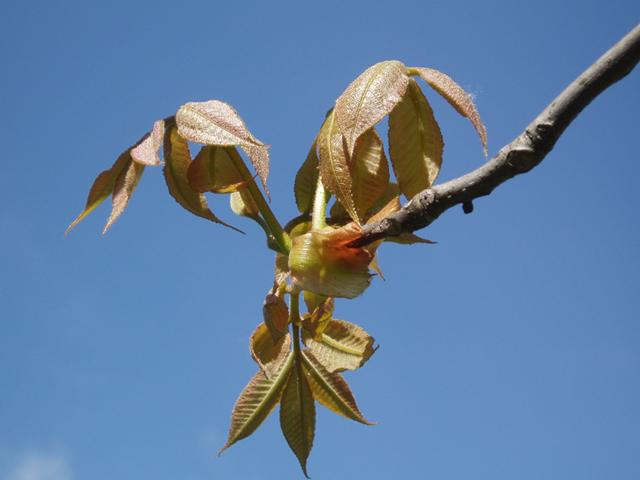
[350,22,640,248]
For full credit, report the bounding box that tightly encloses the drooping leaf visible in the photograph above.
[175,100,271,194]
[335,60,409,156]
[301,350,375,425]
[188,145,251,193]
[407,67,487,155]
[230,189,259,217]
[302,319,376,373]
[351,127,390,220]
[317,109,359,223]
[386,233,436,245]
[163,125,242,232]
[103,158,145,233]
[294,141,320,215]
[280,356,315,478]
[65,148,132,235]
[303,291,330,317]
[389,78,444,200]
[131,119,164,166]
[250,323,292,380]
[219,352,294,455]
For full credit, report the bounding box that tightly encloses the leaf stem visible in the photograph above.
[229,149,292,254]
[312,175,328,230]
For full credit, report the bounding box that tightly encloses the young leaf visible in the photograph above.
[131,119,164,166]
[301,350,375,425]
[103,158,145,233]
[219,352,294,455]
[388,78,444,200]
[300,297,334,342]
[335,60,409,156]
[263,281,289,342]
[65,148,132,235]
[250,323,292,380]
[230,190,260,217]
[280,356,315,478]
[175,100,271,194]
[407,67,487,155]
[317,109,359,224]
[351,127,390,220]
[302,319,376,373]
[294,141,320,215]
[163,125,242,232]
[188,145,251,193]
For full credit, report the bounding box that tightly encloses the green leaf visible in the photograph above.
[219,352,294,455]
[280,356,315,478]
[294,141,320,215]
[250,323,292,380]
[131,119,164,166]
[351,127,390,220]
[188,145,251,193]
[103,158,145,233]
[301,350,375,425]
[317,109,359,223]
[175,100,271,196]
[65,148,132,235]
[300,297,334,342]
[162,125,242,232]
[407,67,488,155]
[388,78,444,200]
[302,319,376,373]
[335,60,409,156]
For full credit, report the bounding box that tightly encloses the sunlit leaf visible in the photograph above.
[163,125,242,232]
[389,78,444,200]
[351,127,390,219]
[103,158,145,233]
[386,233,436,245]
[250,323,292,379]
[364,182,402,220]
[317,109,359,223]
[302,319,376,373]
[294,141,320,215]
[301,350,375,425]
[407,67,487,155]
[335,60,409,156]
[230,190,259,217]
[175,100,271,194]
[188,146,251,193]
[131,119,164,166]
[280,357,315,478]
[65,148,132,235]
[219,352,294,455]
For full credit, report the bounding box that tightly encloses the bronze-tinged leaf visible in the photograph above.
[301,350,375,425]
[407,67,487,155]
[280,357,315,478]
[163,125,242,232]
[366,196,401,225]
[335,60,409,156]
[263,281,289,343]
[65,148,132,235]
[175,100,271,195]
[317,110,359,224]
[250,323,292,380]
[351,127,390,220]
[240,144,270,199]
[176,100,265,148]
[103,158,145,233]
[302,319,376,373]
[131,119,164,166]
[294,141,320,215]
[219,353,294,455]
[188,146,248,193]
[388,78,444,200]
[386,233,436,245]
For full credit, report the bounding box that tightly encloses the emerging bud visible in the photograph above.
[288,224,374,299]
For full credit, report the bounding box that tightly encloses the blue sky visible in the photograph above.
[1,1,639,479]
